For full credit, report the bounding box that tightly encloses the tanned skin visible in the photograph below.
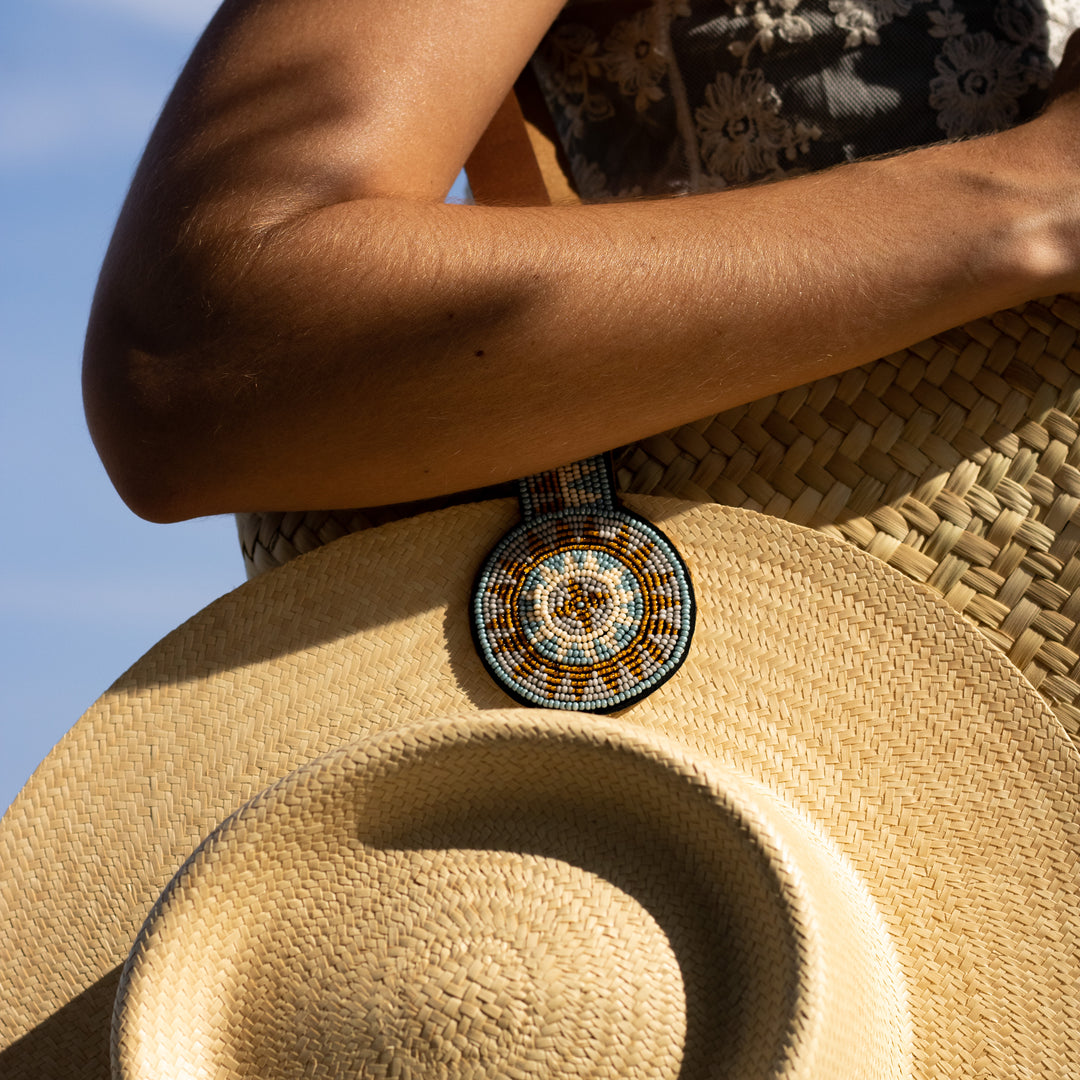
[83,0,1080,522]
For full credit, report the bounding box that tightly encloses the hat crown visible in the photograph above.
[113,713,911,1080]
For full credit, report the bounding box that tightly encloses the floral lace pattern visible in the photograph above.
[695,68,821,184]
[531,0,1054,198]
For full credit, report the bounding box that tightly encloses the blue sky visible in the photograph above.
[2,1,255,813]
[1,1,472,816]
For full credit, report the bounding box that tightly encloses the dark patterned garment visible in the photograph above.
[530,0,1055,199]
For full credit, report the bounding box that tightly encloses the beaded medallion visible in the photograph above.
[472,456,694,713]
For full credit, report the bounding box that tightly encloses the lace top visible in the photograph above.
[530,0,1056,199]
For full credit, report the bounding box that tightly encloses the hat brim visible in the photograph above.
[113,711,914,1080]
[1,496,1079,1078]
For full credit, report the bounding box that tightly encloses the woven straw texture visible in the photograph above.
[113,716,909,1080]
[618,295,1080,740]
[239,296,1080,746]
[3,498,1079,1079]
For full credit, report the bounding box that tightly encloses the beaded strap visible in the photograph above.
[471,456,694,712]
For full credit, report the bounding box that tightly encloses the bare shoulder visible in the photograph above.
[133,0,566,213]
[86,0,567,357]
[83,0,566,518]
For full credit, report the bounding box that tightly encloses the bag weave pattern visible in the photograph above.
[239,295,1080,742]
[614,294,1080,740]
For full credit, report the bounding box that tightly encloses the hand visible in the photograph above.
[996,29,1080,294]
[1046,30,1080,291]
[1050,29,1080,101]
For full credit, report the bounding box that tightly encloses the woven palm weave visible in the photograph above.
[615,294,1080,740]
[239,294,1080,743]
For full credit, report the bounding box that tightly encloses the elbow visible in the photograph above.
[82,184,312,522]
[101,453,209,526]
[83,372,220,525]
[83,308,230,524]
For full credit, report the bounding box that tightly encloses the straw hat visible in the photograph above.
[2,496,1079,1079]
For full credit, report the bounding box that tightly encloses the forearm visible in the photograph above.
[84,127,1074,520]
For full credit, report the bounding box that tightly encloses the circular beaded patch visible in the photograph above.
[472,507,694,713]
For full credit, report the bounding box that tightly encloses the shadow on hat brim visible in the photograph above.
[112,714,911,1080]
[0,967,120,1078]
[2,497,1080,1079]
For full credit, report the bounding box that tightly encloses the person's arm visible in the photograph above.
[82,0,1080,522]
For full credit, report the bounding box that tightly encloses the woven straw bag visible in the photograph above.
[613,292,1080,741]
[238,93,1080,744]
